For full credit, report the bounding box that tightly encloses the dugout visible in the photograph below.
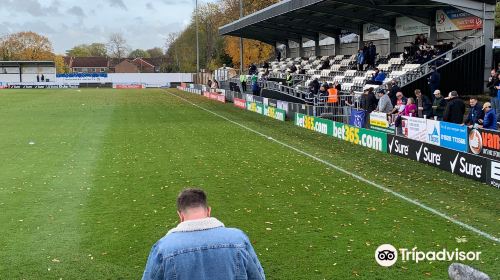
[0,61,56,83]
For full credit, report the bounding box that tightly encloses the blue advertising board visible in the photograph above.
[349,109,366,128]
[439,122,467,152]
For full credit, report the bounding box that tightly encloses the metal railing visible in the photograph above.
[259,80,308,101]
[312,94,360,122]
[396,34,485,88]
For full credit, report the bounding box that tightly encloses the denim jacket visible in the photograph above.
[142,217,265,280]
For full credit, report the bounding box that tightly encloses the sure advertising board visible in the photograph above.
[387,135,487,182]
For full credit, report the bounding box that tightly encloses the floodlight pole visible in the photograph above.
[239,0,244,74]
[196,0,200,80]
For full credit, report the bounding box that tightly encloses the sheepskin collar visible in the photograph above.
[167,217,224,235]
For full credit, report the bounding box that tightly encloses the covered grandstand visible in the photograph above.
[220,0,496,97]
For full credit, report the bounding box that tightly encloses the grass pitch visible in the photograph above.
[0,88,498,279]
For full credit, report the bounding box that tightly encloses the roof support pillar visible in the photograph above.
[285,42,291,59]
[334,35,341,56]
[357,25,364,51]
[314,34,321,57]
[299,38,305,58]
[389,29,398,55]
[483,3,495,90]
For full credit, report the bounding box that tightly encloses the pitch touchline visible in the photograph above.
[164,89,500,243]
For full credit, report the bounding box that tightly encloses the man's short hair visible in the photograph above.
[470,97,478,101]
[450,91,459,97]
[177,188,208,212]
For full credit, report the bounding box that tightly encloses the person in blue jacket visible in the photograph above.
[481,102,498,130]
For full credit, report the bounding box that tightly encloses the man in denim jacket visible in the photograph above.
[142,188,265,280]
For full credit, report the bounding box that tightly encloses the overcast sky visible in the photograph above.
[0,0,215,54]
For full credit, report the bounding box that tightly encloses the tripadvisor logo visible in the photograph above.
[375,244,481,267]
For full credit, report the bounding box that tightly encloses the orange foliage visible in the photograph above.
[224,37,274,69]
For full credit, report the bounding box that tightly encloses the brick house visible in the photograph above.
[66,57,109,73]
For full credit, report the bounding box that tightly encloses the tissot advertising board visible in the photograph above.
[387,135,487,182]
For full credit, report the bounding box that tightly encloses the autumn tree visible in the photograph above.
[0,31,54,61]
[107,33,129,59]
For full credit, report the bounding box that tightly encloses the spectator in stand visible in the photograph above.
[41,74,45,82]
[142,188,265,280]
[403,97,417,116]
[239,75,247,92]
[415,89,432,118]
[390,91,408,115]
[492,73,500,120]
[290,64,297,74]
[428,67,441,98]
[277,49,282,62]
[389,79,400,106]
[464,97,484,128]
[333,81,342,92]
[248,63,257,75]
[211,79,219,90]
[251,74,259,95]
[496,63,500,74]
[443,91,466,124]
[298,66,306,75]
[285,70,293,87]
[320,59,330,70]
[373,70,386,85]
[306,78,320,101]
[375,89,394,114]
[432,90,447,120]
[487,69,498,101]
[367,42,377,69]
[360,88,378,114]
[357,49,365,71]
[36,74,40,83]
[318,83,329,100]
[414,34,427,46]
[481,102,498,130]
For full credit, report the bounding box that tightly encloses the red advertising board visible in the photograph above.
[203,92,211,98]
[209,93,225,103]
[234,98,246,109]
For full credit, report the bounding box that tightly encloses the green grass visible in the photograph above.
[0,88,498,280]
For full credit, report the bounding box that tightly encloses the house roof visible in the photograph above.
[71,57,109,68]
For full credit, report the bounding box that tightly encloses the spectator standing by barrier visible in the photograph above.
[375,89,393,114]
[493,73,500,121]
[142,188,265,280]
[285,70,293,88]
[464,97,484,127]
[487,69,498,106]
[443,91,465,124]
[388,79,400,106]
[403,97,417,116]
[432,90,446,120]
[360,88,378,114]
[251,74,259,95]
[357,49,365,71]
[481,102,498,130]
[428,67,440,98]
[415,89,432,118]
[240,75,247,92]
[390,92,408,115]
[207,79,212,89]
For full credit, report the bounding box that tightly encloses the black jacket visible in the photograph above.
[360,92,378,113]
[417,95,433,118]
[487,77,498,97]
[389,85,400,106]
[443,97,466,124]
[309,80,320,95]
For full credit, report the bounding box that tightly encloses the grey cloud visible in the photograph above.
[146,2,154,10]
[67,6,85,18]
[0,0,61,17]
[105,0,127,10]
[161,0,191,5]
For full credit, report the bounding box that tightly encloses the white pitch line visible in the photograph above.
[165,89,500,243]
